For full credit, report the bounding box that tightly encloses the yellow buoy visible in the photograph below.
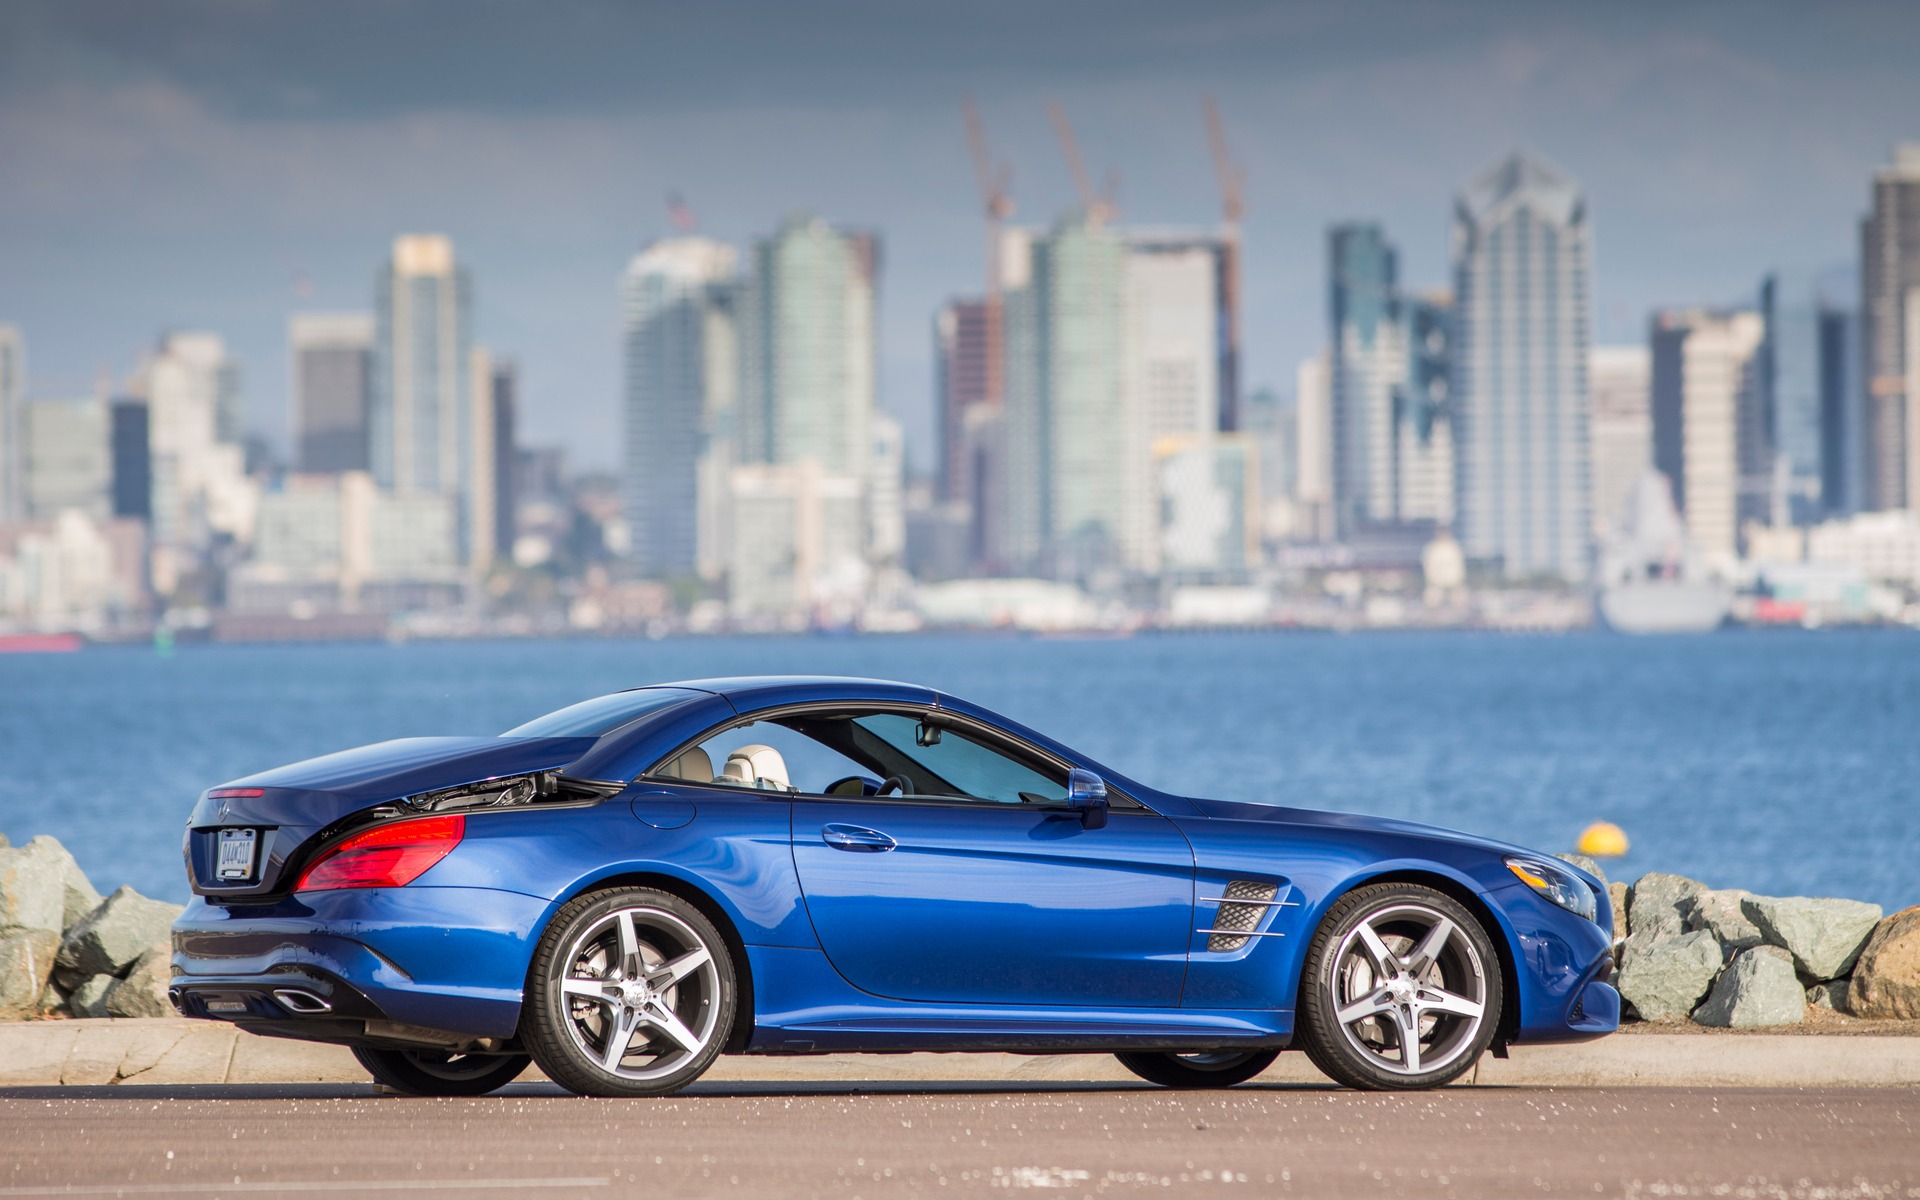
[1577,821,1629,858]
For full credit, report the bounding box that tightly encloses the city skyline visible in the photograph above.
[4,2,1918,472]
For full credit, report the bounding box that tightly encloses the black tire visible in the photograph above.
[521,887,737,1098]
[1115,1049,1280,1088]
[351,1046,530,1097]
[1296,882,1502,1091]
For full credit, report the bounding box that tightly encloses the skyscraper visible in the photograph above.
[23,397,110,520]
[621,237,738,578]
[1588,345,1651,536]
[1129,232,1224,444]
[1859,144,1920,513]
[1650,308,1767,568]
[0,325,21,524]
[1819,305,1861,515]
[110,398,150,520]
[1001,214,1153,577]
[290,313,374,473]
[1329,224,1402,536]
[934,298,991,505]
[373,234,480,563]
[1451,151,1593,581]
[142,331,253,557]
[738,216,876,478]
[490,359,518,560]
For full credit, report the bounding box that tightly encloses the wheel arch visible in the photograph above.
[1297,866,1522,1051]
[541,869,759,1054]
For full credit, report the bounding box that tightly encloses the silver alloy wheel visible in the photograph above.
[558,905,722,1082]
[1328,902,1488,1077]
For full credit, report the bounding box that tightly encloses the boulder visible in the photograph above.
[1627,872,1707,940]
[1741,894,1883,981]
[1607,881,1629,944]
[0,837,79,1018]
[1555,853,1608,887]
[56,886,182,979]
[1684,888,1764,955]
[60,859,102,936]
[67,973,116,1019]
[105,944,175,1018]
[1693,946,1806,1027]
[1850,906,1920,1020]
[1617,929,1724,1021]
[1808,978,1851,1014]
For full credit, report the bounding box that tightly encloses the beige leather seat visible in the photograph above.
[720,744,791,791]
[656,746,713,784]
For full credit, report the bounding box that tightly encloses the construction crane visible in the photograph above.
[962,96,1012,413]
[1047,101,1118,227]
[1204,94,1246,430]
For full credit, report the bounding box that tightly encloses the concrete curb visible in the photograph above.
[3,1019,1919,1089]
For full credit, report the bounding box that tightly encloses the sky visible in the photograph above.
[2,0,1917,473]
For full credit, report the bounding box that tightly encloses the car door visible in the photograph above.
[787,712,1195,1008]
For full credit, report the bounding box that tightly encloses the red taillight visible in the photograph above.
[295,814,465,892]
[208,787,265,799]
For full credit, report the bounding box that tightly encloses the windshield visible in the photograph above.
[504,688,704,738]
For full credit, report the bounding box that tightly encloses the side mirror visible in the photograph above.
[1065,768,1108,829]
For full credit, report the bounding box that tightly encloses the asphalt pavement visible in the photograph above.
[0,1080,1915,1198]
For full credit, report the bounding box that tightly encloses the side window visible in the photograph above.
[849,713,1065,806]
[652,720,868,795]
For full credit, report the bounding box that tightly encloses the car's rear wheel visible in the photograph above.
[1114,1049,1279,1088]
[522,887,736,1098]
[351,1047,530,1097]
[1296,883,1501,1091]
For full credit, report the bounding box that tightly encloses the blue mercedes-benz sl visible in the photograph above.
[170,676,1617,1097]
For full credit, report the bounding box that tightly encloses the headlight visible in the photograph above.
[1505,856,1597,921]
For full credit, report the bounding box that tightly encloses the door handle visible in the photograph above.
[821,823,896,852]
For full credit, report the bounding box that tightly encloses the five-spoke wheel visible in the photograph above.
[1296,883,1501,1090]
[522,887,736,1097]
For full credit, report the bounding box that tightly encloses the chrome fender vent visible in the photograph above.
[1206,880,1280,952]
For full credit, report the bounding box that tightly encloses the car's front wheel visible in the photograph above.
[351,1047,530,1096]
[1296,882,1502,1090]
[1114,1049,1279,1088]
[521,887,736,1097]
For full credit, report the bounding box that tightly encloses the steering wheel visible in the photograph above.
[875,774,913,797]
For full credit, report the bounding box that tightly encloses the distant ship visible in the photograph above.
[1596,471,1731,635]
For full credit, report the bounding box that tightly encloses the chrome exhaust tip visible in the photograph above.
[271,988,332,1015]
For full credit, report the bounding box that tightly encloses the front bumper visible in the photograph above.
[170,885,554,1042]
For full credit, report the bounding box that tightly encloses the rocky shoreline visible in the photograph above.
[1561,853,1920,1027]
[5,832,1917,1028]
[0,836,181,1020]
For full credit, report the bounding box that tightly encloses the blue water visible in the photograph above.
[3,631,1916,911]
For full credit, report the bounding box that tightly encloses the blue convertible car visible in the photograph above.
[171,676,1617,1097]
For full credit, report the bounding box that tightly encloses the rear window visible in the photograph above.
[504,688,705,738]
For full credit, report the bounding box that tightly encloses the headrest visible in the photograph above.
[722,743,790,791]
[658,746,712,784]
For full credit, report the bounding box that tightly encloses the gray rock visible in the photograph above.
[68,973,116,1019]
[1808,978,1851,1014]
[1555,853,1608,887]
[1617,929,1724,1021]
[1684,888,1765,955]
[0,836,80,1018]
[1627,872,1707,940]
[1851,906,1920,1020]
[1693,946,1806,1027]
[60,860,101,936]
[1607,881,1629,945]
[1741,894,1883,981]
[55,886,182,979]
[105,944,175,1018]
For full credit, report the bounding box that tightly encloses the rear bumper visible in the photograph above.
[170,885,553,1042]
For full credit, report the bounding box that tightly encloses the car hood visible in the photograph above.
[1184,794,1555,867]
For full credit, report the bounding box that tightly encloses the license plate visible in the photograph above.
[216,828,258,881]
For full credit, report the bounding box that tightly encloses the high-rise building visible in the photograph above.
[1819,305,1861,515]
[23,397,110,520]
[1155,433,1258,575]
[1651,309,1767,568]
[0,325,21,524]
[621,237,738,578]
[1589,346,1651,537]
[738,216,876,478]
[490,359,517,560]
[1001,215,1153,577]
[110,399,150,520]
[1294,353,1334,542]
[1398,291,1455,527]
[1452,151,1593,581]
[727,460,865,619]
[290,313,374,473]
[141,331,254,564]
[1859,144,1920,512]
[373,234,483,564]
[1129,232,1223,444]
[934,298,991,505]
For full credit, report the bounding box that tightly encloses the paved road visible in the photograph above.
[0,1081,1914,1198]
